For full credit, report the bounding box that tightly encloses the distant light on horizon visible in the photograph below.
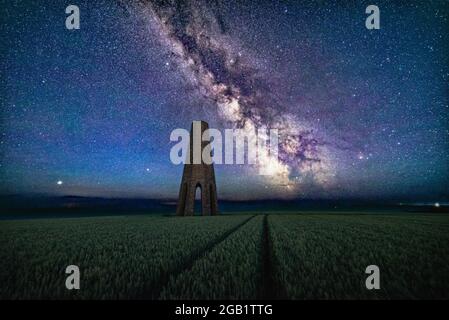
[57,180,63,185]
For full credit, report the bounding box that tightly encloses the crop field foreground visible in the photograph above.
[1,213,448,299]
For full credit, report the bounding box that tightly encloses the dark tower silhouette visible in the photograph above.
[176,120,219,216]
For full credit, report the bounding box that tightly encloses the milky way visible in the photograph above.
[128,0,336,191]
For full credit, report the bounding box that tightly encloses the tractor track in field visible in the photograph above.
[259,214,276,299]
[150,214,257,299]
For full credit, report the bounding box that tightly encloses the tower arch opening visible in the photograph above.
[194,183,202,216]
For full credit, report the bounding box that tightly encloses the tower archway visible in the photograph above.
[194,183,202,215]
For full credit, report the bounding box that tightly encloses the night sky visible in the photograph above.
[1,0,448,201]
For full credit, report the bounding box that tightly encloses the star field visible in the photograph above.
[0,0,448,201]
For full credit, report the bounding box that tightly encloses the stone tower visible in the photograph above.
[176,120,219,216]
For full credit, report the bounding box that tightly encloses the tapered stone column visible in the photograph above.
[176,120,219,216]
